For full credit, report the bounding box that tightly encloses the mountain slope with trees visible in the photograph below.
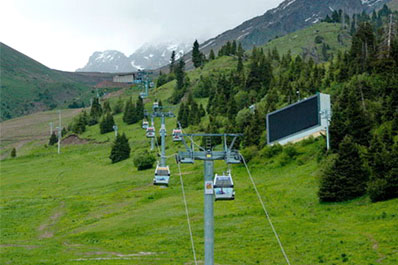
[0,43,113,121]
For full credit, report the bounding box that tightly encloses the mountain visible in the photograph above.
[0,43,113,121]
[76,50,132,73]
[77,42,190,73]
[194,0,391,59]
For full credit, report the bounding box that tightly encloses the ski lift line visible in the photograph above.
[177,161,198,265]
[176,121,205,151]
[240,153,291,265]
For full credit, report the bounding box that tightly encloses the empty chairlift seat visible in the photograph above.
[214,173,235,201]
[142,121,149,129]
[213,172,235,201]
[146,127,155,138]
[172,129,182,142]
[154,165,170,186]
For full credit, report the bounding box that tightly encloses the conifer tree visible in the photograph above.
[109,133,131,163]
[100,113,115,134]
[72,114,86,134]
[103,100,112,114]
[209,49,215,60]
[192,40,203,68]
[237,53,244,72]
[10,148,16,158]
[367,133,398,202]
[49,132,58,145]
[170,50,176,73]
[318,135,368,202]
[136,96,145,120]
[89,97,102,125]
[113,97,124,115]
[61,127,67,137]
[123,98,138,124]
[170,59,186,104]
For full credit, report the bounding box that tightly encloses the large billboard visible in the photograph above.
[267,93,330,145]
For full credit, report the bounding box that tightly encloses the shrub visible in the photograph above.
[48,132,58,146]
[260,144,283,158]
[134,150,156,170]
[240,146,259,163]
[10,148,16,158]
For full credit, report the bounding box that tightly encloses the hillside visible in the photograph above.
[1,4,397,265]
[172,0,391,70]
[259,22,351,61]
[1,85,397,264]
[388,0,398,10]
[0,43,113,121]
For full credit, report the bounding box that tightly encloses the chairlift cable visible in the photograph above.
[240,153,291,265]
[177,161,198,265]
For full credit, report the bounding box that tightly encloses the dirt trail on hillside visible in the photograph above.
[38,201,65,239]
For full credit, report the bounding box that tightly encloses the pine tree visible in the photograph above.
[49,132,58,145]
[170,50,176,73]
[209,49,215,60]
[123,98,138,125]
[135,96,145,120]
[237,53,244,72]
[10,148,16,158]
[109,133,131,163]
[113,97,124,114]
[100,113,115,134]
[103,100,112,114]
[192,40,203,68]
[170,59,186,104]
[318,135,368,202]
[367,133,398,202]
[72,114,86,134]
[89,97,102,125]
[61,127,67,137]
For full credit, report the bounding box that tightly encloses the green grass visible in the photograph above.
[259,23,351,60]
[388,0,398,11]
[1,110,398,264]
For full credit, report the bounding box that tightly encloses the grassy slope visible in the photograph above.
[259,23,351,60]
[388,0,398,11]
[1,87,397,264]
[0,43,112,121]
[1,22,398,264]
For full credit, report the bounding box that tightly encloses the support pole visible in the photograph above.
[204,156,214,265]
[57,110,61,154]
[160,115,166,167]
[151,116,154,151]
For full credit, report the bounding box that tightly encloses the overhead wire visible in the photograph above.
[177,161,198,265]
[240,153,291,265]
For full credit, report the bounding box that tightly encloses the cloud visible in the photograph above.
[0,0,283,71]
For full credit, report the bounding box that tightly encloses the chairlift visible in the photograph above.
[213,172,235,201]
[142,120,149,129]
[226,152,242,164]
[172,129,182,142]
[153,165,170,186]
[146,127,155,138]
[140,92,147,98]
[153,101,159,109]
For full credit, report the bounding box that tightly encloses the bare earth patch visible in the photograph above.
[38,201,65,239]
[61,134,90,145]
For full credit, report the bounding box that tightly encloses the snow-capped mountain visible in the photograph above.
[76,50,132,73]
[77,42,191,73]
[129,42,190,70]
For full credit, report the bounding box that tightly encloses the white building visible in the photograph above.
[113,73,136,83]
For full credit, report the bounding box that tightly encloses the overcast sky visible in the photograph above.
[1,0,283,71]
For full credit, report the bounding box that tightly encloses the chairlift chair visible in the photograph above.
[142,120,149,129]
[226,152,242,164]
[153,165,170,186]
[146,127,155,138]
[153,102,159,109]
[213,172,235,201]
[172,129,182,142]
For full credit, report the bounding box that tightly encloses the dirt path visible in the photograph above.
[38,201,65,239]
